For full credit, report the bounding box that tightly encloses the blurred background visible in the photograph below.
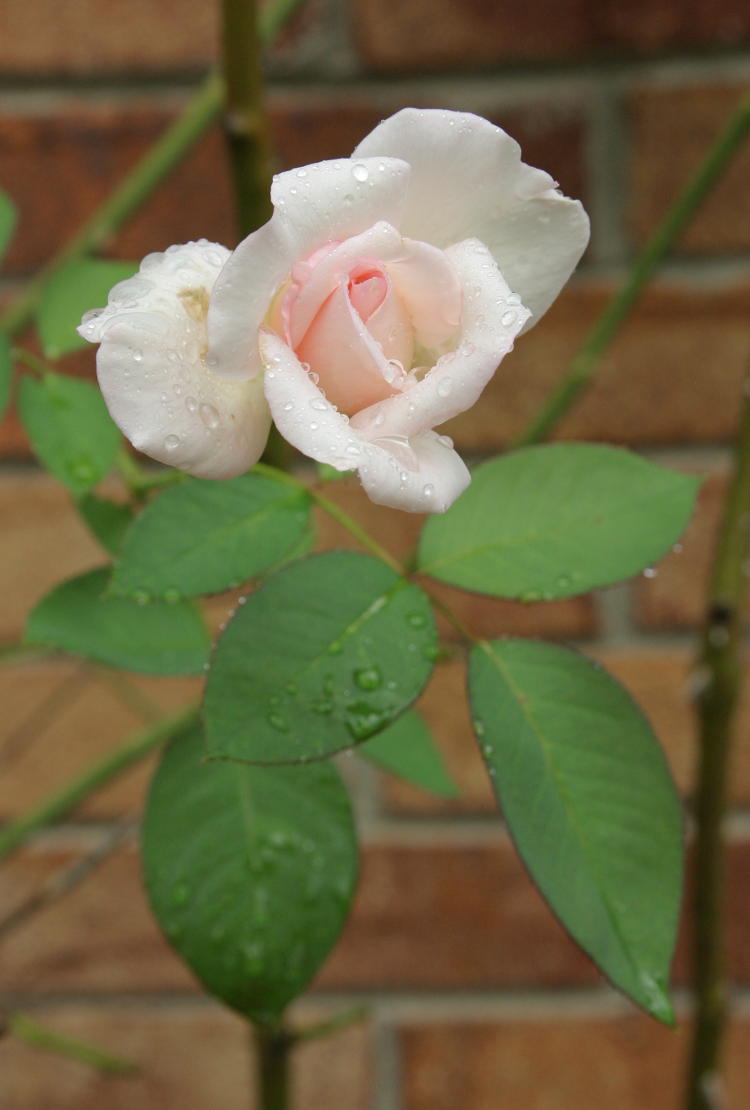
[1,0,750,1106]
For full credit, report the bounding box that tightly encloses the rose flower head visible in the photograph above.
[79,109,589,512]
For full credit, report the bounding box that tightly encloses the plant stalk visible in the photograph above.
[255,1023,292,1110]
[516,91,750,448]
[220,0,274,238]
[684,373,750,1110]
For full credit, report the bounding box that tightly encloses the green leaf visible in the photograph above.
[0,335,12,421]
[142,726,358,1023]
[110,471,312,601]
[204,551,437,764]
[0,190,17,263]
[360,709,458,798]
[37,258,138,359]
[468,638,683,1022]
[76,493,135,556]
[419,445,700,600]
[25,567,210,675]
[18,372,120,496]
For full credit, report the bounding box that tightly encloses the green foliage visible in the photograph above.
[37,258,138,359]
[204,551,437,764]
[142,726,358,1024]
[419,445,700,600]
[0,335,12,421]
[468,638,683,1022]
[110,471,312,601]
[76,493,135,556]
[18,372,120,496]
[25,567,210,675]
[0,189,17,263]
[360,709,458,798]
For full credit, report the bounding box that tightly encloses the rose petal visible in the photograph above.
[206,159,410,380]
[260,329,469,513]
[286,221,404,348]
[354,108,589,328]
[295,283,398,414]
[80,242,271,478]
[359,430,470,513]
[350,238,528,441]
[387,237,462,350]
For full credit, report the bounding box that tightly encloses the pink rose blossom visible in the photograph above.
[79,108,589,512]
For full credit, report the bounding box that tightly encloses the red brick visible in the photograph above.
[7,837,750,995]
[0,663,196,820]
[629,82,750,255]
[400,1014,750,1110]
[0,1003,371,1110]
[0,0,315,76]
[354,0,750,71]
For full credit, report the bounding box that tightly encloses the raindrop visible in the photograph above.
[133,348,144,362]
[200,403,220,429]
[436,378,452,398]
[643,566,657,579]
[501,310,517,327]
[134,588,151,606]
[267,711,290,733]
[163,587,181,604]
[354,665,382,691]
[164,434,180,451]
[352,162,369,182]
[407,612,427,629]
[310,398,328,411]
[283,401,294,412]
[507,293,522,306]
[422,483,435,497]
[185,395,198,413]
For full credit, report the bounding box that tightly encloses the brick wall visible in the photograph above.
[1,2,749,1106]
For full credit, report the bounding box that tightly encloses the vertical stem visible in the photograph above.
[254,1023,292,1110]
[684,373,750,1110]
[220,0,274,238]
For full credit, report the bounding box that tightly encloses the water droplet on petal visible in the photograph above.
[423,483,435,497]
[200,403,220,429]
[501,310,517,327]
[352,162,369,182]
[164,434,180,451]
[436,378,452,398]
[132,348,144,362]
[185,395,198,413]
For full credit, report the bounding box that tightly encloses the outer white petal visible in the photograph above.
[359,430,470,513]
[350,238,529,441]
[206,158,410,380]
[260,330,468,513]
[354,108,589,328]
[79,242,271,478]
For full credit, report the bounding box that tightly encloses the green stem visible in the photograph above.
[0,0,304,342]
[0,704,199,860]
[516,91,750,447]
[220,0,274,237]
[684,372,750,1110]
[291,1005,369,1044]
[116,447,186,499]
[253,462,405,573]
[4,1013,138,1074]
[255,1023,292,1110]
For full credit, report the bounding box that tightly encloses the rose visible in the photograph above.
[79,108,589,511]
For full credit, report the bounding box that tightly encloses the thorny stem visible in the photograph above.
[516,91,750,447]
[0,704,199,861]
[684,372,750,1110]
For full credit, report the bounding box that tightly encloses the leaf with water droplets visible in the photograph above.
[359,709,458,798]
[25,567,210,675]
[37,258,138,359]
[142,726,358,1023]
[204,551,437,763]
[419,445,700,600]
[110,471,312,600]
[18,372,120,496]
[468,637,682,1023]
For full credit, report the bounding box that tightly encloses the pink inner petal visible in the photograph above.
[348,267,387,321]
